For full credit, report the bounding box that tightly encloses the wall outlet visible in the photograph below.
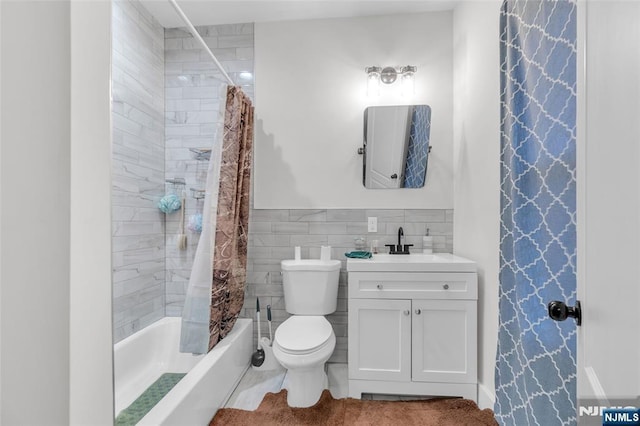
[367,217,378,233]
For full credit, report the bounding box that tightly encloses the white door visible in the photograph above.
[411,299,477,384]
[575,0,640,419]
[347,298,411,382]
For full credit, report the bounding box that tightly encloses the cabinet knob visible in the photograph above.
[377,284,383,290]
[443,284,449,290]
[403,310,410,316]
[415,309,422,315]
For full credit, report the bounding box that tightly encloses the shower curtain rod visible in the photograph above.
[168,0,235,86]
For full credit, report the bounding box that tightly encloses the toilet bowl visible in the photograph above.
[272,258,341,407]
[272,316,336,407]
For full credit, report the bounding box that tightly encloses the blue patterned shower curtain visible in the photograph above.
[403,105,431,188]
[495,1,577,425]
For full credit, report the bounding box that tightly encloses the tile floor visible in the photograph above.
[224,362,433,410]
[224,363,348,410]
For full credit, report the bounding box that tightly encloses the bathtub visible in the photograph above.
[114,317,253,425]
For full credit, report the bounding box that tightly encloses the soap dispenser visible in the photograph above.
[422,228,433,254]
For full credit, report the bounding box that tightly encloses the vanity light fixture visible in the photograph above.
[366,65,417,96]
[365,66,382,96]
[380,67,398,84]
[400,65,416,96]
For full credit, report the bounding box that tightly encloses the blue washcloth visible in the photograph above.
[158,193,181,214]
[345,251,373,259]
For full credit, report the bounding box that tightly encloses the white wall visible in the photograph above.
[452,1,501,409]
[0,0,3,416]
[69,2,114,424]
[0,2,113,425]
[254,12,453,209]
[578,1,640,399]
[0,2,71,424]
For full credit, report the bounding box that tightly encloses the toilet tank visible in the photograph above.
[280,259,341,315]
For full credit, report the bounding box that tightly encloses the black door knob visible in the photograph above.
[390,173,398,179]
[548,300,582,326]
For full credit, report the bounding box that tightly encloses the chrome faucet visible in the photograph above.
[385,226,413,254]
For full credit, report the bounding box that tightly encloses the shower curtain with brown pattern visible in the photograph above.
[208,86,254,351]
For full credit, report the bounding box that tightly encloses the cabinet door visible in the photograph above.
[348,298,411,382]
[412,299,477,384]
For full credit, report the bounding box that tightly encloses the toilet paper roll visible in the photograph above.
[320,245,331,261]
[294,246,301,261]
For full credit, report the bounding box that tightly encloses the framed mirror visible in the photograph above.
[362,105,432,189]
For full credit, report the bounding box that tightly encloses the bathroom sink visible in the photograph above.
[346,252,476,272]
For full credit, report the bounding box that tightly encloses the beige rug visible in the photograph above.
[210,390,498,426]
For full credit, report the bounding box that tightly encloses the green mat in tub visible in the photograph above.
[115,372,186,426]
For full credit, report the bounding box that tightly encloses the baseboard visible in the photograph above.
[477,383,495,410]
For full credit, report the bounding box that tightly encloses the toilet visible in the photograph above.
[272,258,341,407]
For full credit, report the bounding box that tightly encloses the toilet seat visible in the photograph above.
[274,316,333,355]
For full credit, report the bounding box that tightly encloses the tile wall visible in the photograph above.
[244,208,453,363]
[111,0,166,343]
[164,23,255,316]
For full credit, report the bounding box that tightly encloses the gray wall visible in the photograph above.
[244,208,453,363]
[112,0,166,343]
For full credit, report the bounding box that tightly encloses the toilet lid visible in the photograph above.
[275,316,333,355]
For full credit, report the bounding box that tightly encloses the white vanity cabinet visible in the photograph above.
[347,254,478,401]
